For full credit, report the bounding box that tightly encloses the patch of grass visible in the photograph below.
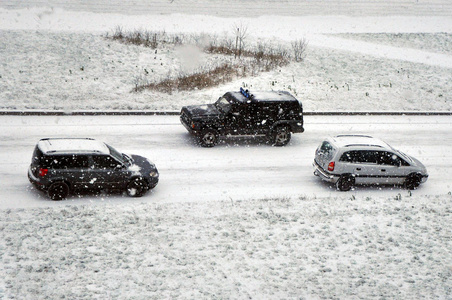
[135,63,237,93]
[107,27,307,93]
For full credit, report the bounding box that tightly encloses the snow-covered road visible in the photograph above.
[1,114,451,209]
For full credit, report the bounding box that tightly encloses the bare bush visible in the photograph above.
[107,27,305,93]
[112,25,124,40]
[233,22,248,59]
[132,75,149,92]
[291,38,308,62]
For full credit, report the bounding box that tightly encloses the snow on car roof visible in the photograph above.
[38,138,110,155]
[331,135,391,149]
[252,91,298,102]
[228,91,298,103]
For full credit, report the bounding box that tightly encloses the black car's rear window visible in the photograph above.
[31,145,44,165]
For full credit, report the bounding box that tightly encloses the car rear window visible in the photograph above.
[319,141,335,159]
[31,145,44,165]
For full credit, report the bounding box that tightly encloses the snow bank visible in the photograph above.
[1,30,451,112]
[1,194,451,298]
[1,5,451,112]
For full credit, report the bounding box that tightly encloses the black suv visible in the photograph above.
[28,138,159,200]
[180,88,304,147]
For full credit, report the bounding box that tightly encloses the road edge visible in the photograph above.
[1,111,451,116]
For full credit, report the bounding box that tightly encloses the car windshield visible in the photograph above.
[395,149,412,163]
[215,97,232,114]
[106,144,128,165]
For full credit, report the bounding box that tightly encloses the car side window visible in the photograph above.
[49,155,90,169]
[340,151,378,164]
[260,105,274,119]
[340,151,357,163]
[68,155,90,168]
[92,155,120,169]
[360,151,379,164]
[230,104,241,115]
[378,151,401,166]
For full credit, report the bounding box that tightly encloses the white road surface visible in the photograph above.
[0,114,451,209]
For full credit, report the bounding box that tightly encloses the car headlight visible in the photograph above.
[149,171,159,177]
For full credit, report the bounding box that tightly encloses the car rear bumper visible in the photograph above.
[313,161,339,183]
[28,167,48,191]
[291,122,305,133]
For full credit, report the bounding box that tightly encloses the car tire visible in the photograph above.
[47,181,70,200]
[336,174,355,191]
[272,126,291,146]
[199,129,219,147]
[405,173,422,190]
[126,177,148,197]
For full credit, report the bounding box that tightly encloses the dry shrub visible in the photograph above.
[107,27,305,93]
[135,64,237,93]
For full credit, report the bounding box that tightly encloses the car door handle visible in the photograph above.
[381,169,386,172]
[356,168,361,171]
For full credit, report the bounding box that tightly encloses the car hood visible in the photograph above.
[182,104,221,119]
[408,155,428,175]
[128,154,158,174]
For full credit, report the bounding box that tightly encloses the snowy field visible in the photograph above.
[1,194,451,299]
[1,1,452,299]
[1,6,452,112]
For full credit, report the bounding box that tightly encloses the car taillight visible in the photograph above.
[39,168,48,177]
[328,162,335,171]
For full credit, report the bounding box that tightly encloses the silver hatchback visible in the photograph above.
[313,135,428,191]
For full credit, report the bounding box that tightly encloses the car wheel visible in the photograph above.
[126,178,148,197]
[336,175,355,191]
[47,181,69,200]
[405,173,421,190]
[199,129,218,147]
[272,126,291,146]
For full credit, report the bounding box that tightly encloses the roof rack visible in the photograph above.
[240,87,254,100]
[344,144,385,148]
[335,134,373,138]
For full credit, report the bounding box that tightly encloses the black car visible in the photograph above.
[28,138,159,200]
[180,88,304,147]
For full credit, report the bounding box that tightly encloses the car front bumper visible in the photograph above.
[420,174,429,183]
[180,116,198,135]
[148,176,159,189]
